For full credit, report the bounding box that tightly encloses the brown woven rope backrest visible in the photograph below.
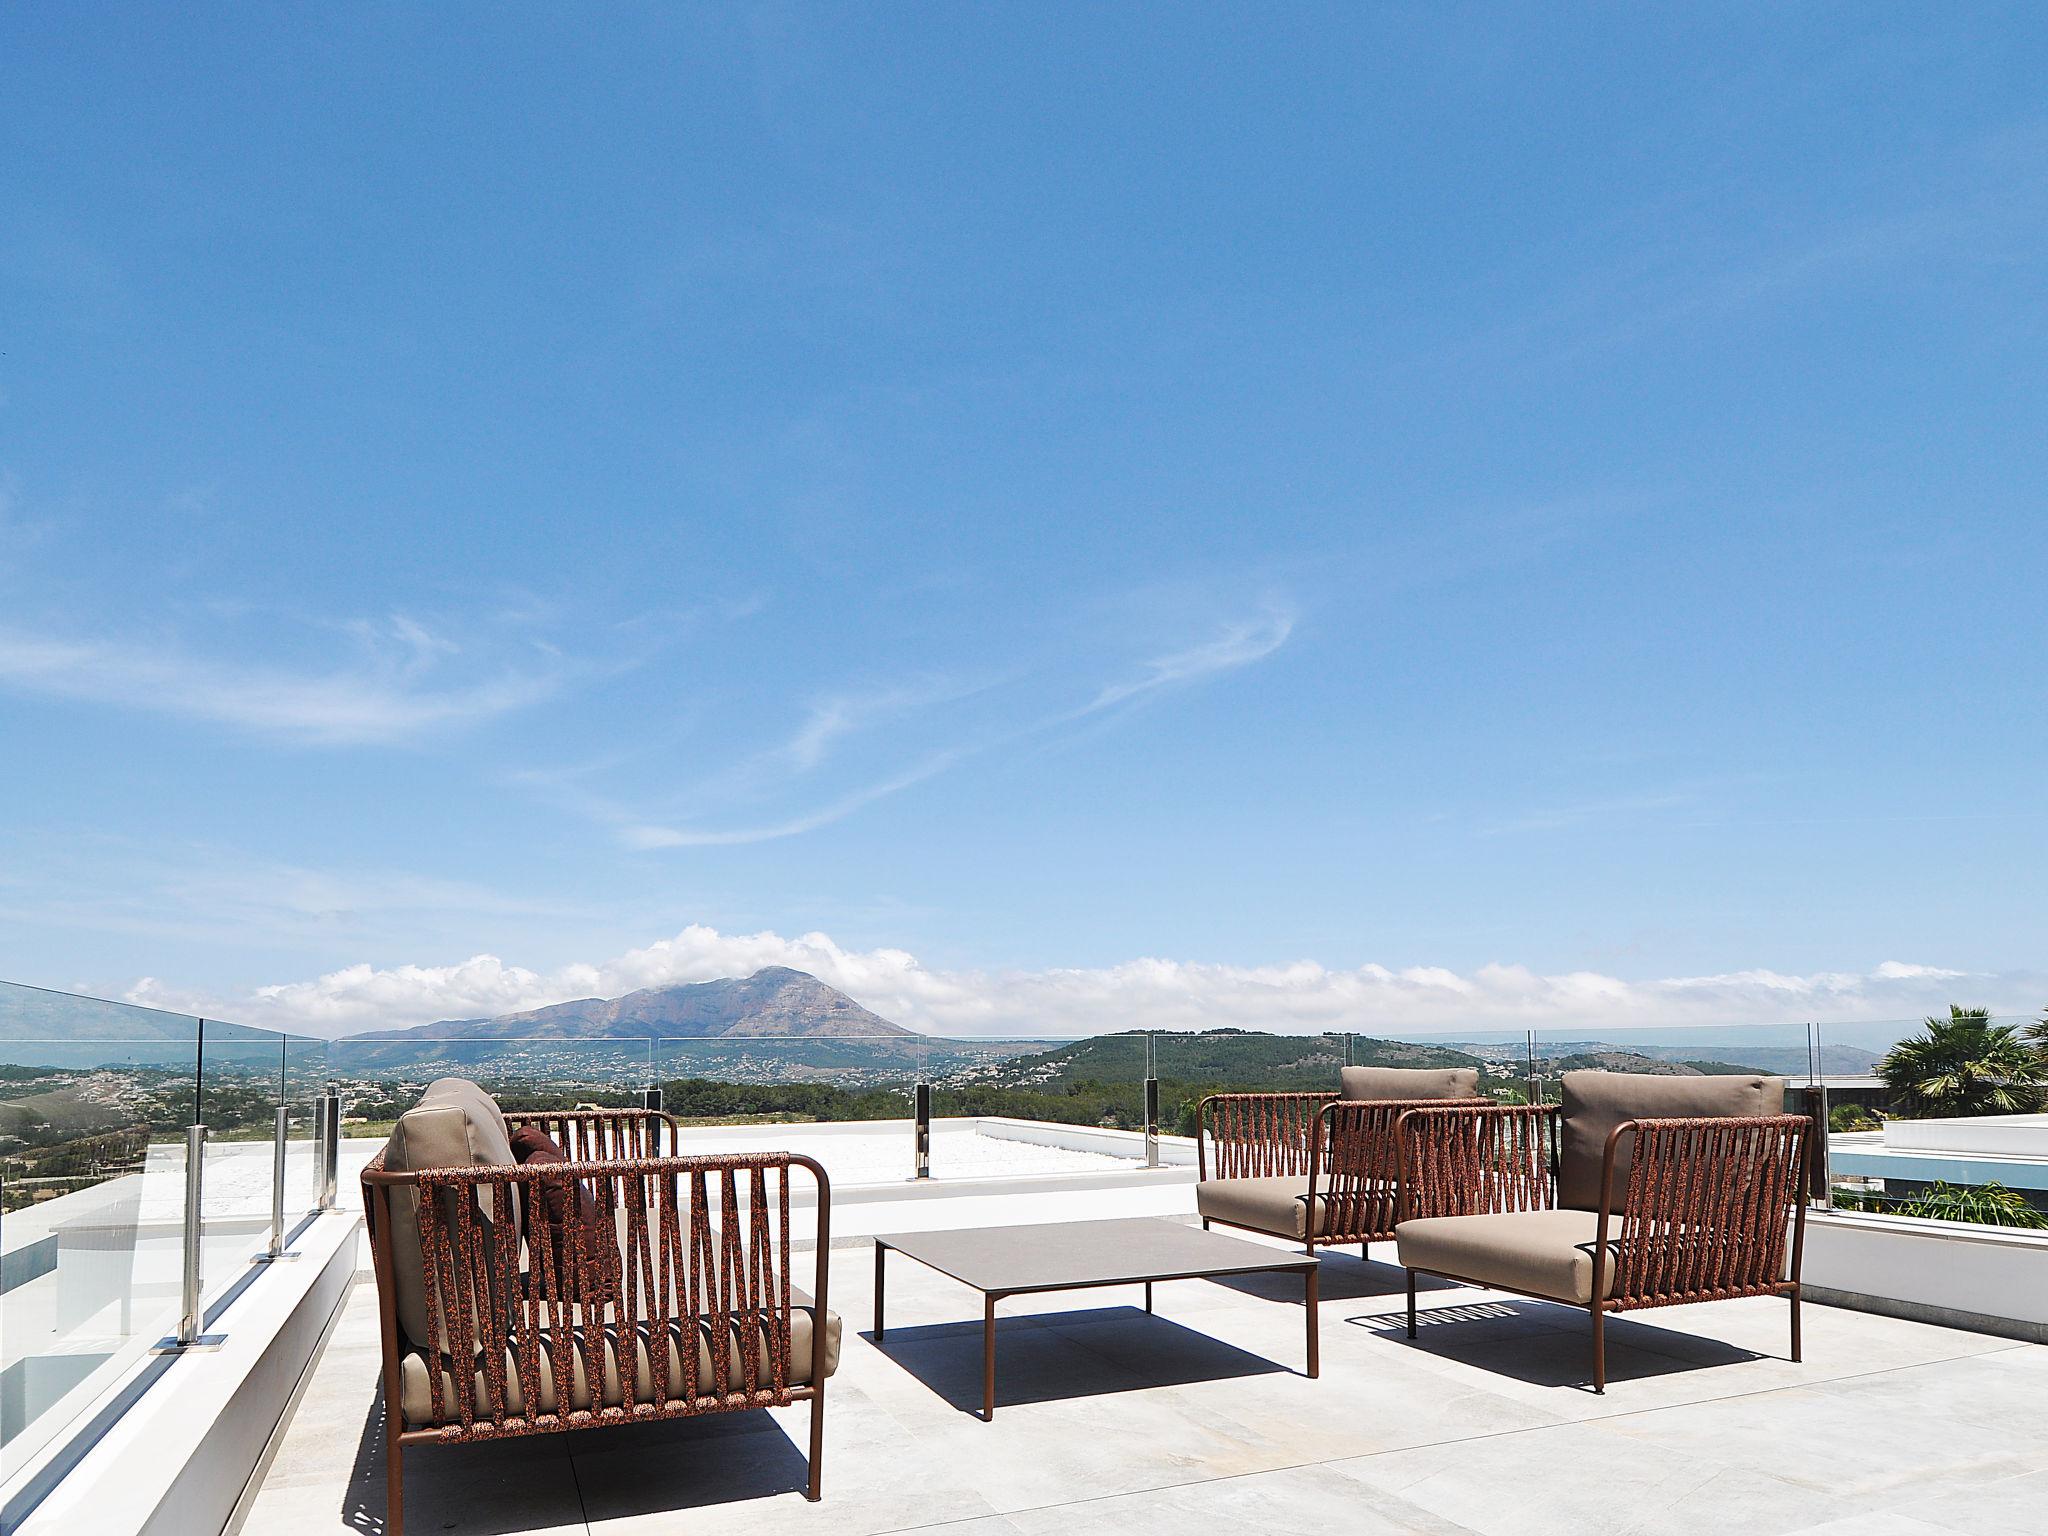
[400,1151,814,1435]
[1199,1092,1328,1180]
[507,1107,676,1161]
[1397,1104,1560,1221]
[1317,1098,1490,1235]
[1606,1114,1807,1306]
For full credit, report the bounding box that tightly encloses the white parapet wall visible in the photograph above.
[8,1209,359,1536]
[1881,1112,2048,1155]
[1799,1207,2048,1343]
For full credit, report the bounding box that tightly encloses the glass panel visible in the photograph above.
[1306,1025,1536,1102]
[0,982,202,1484]
[655,1033,1124,1184]
[1519,1020,1815,1110]
[934,1031,1150,1177]
[1153,1029,1354,1137]
[283,1034,327,1221]
[323,1036,664,1210]
[198,1026,287,1286]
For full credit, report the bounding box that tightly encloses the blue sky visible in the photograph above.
[2,6,2044,1036]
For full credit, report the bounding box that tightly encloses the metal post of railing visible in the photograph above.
[913,1081,931,1180]
[317,1090,340,1210]
[1525,1029,1541,1106]
[641,1041,663,1118]
[312,1088,328,1209]
[1806,1021,1830,1208]
[1345,1032,1355,1068]
[328,1090,342,1207]
[181,1124,204,1338]
[252,1105,295,1263]
[1143,1031,1160,1168]
[156,1123,223,1351]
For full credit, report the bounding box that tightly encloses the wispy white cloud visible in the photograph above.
[1086,608,1295,713]
[0,618,560,745]
[620,754,961,848]
[780,676,992,772]
[0,837,608,955]
[545,600,1301,852]
[1479,789,1699,837]
[141,921,2040,1039]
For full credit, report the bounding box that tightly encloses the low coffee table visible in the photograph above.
[872,1217,1319,1419]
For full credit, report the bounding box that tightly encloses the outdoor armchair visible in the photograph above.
[361,1078,836,1536]
[1393,1071,1809,1391]
[1196,1065,1488,1256]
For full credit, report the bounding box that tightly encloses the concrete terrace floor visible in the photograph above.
[240,1225,2048,1536]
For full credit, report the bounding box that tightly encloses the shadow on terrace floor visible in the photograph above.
[1343,1296,1768,1391]
[864,1302,1294,1415]
[340,1389,817,1533]
[1204,1251,1459,1303]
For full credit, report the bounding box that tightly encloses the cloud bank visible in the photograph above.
[125,923,2041,1039]
[0,619,558,745]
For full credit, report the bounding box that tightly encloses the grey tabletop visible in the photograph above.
[875,1217,1318,1294]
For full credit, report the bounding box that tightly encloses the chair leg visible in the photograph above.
[385,1428,404,1536]
[1405,1268,1418,1339]
[806,1387,825,1501]
[1789,1287,1802,1363]
[1591,1306,1606,1394]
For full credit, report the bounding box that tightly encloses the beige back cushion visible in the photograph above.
[1339,1065,1481,1101]
[380,1077,520,1348]
[1558,1071,1784,1212]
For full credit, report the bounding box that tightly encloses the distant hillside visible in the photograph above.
[962,1029,1488,1094]
[1442,1039,1880,1079]
[350,967,911,1048]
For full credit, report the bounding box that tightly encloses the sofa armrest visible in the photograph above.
[1598,1113,1811,1303]
[1396,1104,1560,1222]
[1195,1092,1330,1181]
[1319,1097,1490,1184]
[505,1106,681,1160]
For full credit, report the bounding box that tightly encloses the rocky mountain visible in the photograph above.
[350,967,913,1044]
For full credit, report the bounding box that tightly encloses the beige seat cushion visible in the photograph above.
[1196,1176,1333,1240]
[1396,1209,1618,1303]
[399,1292,841,1427]
[1339,1066,1480,1101]
[1558,1071,1784,1212]
[380,1077,522,1349]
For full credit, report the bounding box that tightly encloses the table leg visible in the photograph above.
[1305,1265,1320,1379]
[874,1242,886,1340]
[983,1294,997,1421]
[1144,1280,1153,1313]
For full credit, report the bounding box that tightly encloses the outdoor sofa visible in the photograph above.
[1195,1065,1489,1257]
[1393,1070,1811,1391]
[361,1078,838,1535]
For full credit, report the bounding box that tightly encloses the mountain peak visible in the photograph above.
[349,967,912,1043]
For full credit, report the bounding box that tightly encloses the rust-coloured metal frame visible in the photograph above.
[362,1107,832,1534]
[1195,1092,1490,1254]
[1393,1104,1811,1393]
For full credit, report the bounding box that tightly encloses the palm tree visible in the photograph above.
[1878,1005,2047,1119]
[2027,1004,2048,1061]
